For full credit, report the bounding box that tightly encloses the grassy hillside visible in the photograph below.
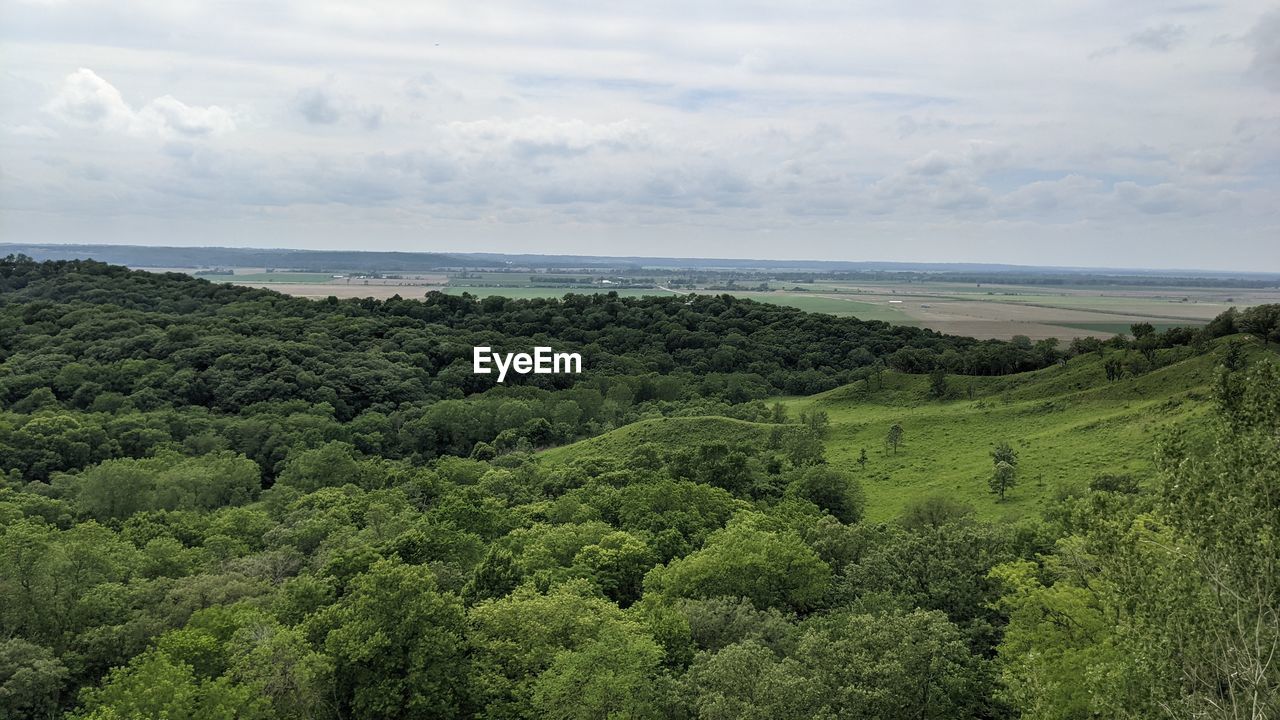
[788,346,1227,522]
[540,415,805,464]
[544,340,1260,523]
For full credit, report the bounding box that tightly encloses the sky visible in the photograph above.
[1,1,1278,271]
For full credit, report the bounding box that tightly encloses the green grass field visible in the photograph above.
[441,287,665,300]
[1054,321,1194,335]
[724,293,915,323]
[543,340,1264,524]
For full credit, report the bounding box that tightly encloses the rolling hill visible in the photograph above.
[543,339,1259,522]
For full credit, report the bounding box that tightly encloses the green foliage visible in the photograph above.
[0,257,1265,719]
[992,355,1280,718]
[885,423,903,454]
[0,638,69,720]
[317,559,470,719]
[899,495,975,531]
[989,461,1017,502]
[645,521,831,612]
[530,624,666,720]
[785,465,865,524]
[69,649,269,720]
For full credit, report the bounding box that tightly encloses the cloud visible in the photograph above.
[136,96,237,137]
[43,68,236,138]
[43,68,133,129]
[1250,10,1280,92]
[441,116,650,159]
[293,87,341,124]
[1127,24,1187,52]
[2,2,1278,269]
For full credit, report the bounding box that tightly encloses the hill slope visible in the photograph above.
[544,341,1255,522]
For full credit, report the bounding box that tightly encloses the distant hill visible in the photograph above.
[4,243,1277,281]
[0,244,497,272]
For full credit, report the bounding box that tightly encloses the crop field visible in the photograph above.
[186,267,1277,341]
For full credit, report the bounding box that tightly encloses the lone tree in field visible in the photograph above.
[857,448,868,470]
[991,441,1018,469]
[885,423,904,454]
[989,460,1017,501]
[929,368,949,399]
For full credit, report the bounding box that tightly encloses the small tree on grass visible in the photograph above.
[885,424,904,455]
[857,448,868,470]
[991,441,1018,469]
[929,368,949,399]
[989,461,1017,502]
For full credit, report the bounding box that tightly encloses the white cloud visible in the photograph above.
[1250,10,1280,91]
[1,1,1278,270]
[43,68,236,138]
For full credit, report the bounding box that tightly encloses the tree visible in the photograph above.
[530,624,666,720]
[1237,303,1280,345]
[463,546,522,605]
[320,559,470,720]
[1103,354,1124,381]
[68,649,267,720]
[685,640,820,720]
[0,638,69,720]
[1148,359,1280,716]
[857,448,868,470]
[929,368,949,399]
[572,531,656,607]
[989,461,1017,502]
[792,609,989,719]
[885,423,904,454]
[1130,322,1155,339]
[783,430,826,468]
[467,582,635,718]
[991,441,1018,469]
[645,522,831,612]
[900,495,975,531]
[787,465,865,524]
[799,410,830,439]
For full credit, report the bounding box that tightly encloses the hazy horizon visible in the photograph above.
[3,2,1279,271]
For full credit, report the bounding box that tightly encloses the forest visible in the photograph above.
[1,255,1277,719]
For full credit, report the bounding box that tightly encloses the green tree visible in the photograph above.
[684,640,820,720]
[900,495,975,531]
[530,624,665,720]
[1130,322,1155,339]
[319,559,470,719]
[467,582,635,718]
[991,441,1018,469]
[885,423,904,454]
[644,521,831,612]
[572,531,656,607]
[792,609,989,719]
[463,546,523,605]
[0,638,69,720]
[989,461,1017,502]
[69,649,268,720]
[786,465,865,524]
[929,368,949,399]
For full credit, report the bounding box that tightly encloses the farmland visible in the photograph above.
[183,266,1279,342]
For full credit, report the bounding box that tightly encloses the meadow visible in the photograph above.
[545,342,1235,522]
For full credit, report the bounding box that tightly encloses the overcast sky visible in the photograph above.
[2,1,1278,270]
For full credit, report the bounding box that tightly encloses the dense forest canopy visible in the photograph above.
[1,255,1277,719]
[0,255,1099,481]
